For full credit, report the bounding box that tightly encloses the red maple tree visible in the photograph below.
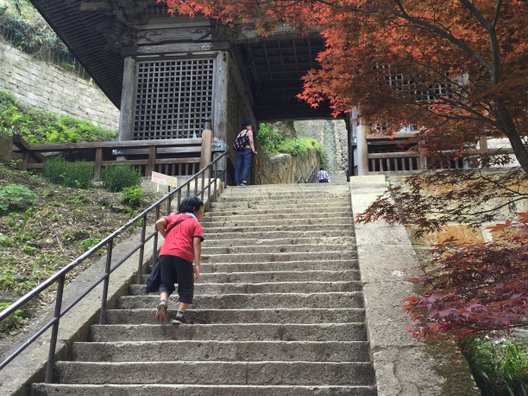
[404,215,528,341]
[164,0,528,172]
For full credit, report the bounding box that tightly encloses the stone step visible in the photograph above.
[89,323,367,342]
[205,207,351,218]
[133,281,362,295]
[32,383,377,396]
[204,228,355,239]
[202,212,353,223]
[203,236,356,247]
[218,190,349,202]
[211,202,351,211]
[184,270,361,283]
[202,243,356,255]
[222,184,349,193]
[117,292,364,310]
[202,251,356,263]
[142,269,360,284]
[196,260,359,273]
[71,340,370,362]
[53,361,375,386]
[202,217,353,229]
[104,308,366,325]
[203,224,354,234]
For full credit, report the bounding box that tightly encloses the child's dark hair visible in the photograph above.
[178,196,204,214]
[320,167,324,170]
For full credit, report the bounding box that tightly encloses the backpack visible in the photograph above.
[233,130,250,151]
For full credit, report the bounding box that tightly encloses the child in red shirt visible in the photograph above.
[154,196,205,324]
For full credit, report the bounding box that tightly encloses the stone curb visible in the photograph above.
[349,176,479,396]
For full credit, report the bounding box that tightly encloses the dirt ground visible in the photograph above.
[0,164,162,343]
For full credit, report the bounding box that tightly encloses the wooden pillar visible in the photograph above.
[94,148,103,180]
[213,52,229,143]
[200,128,214,169]
[479,136,488,154]
[146,145,156,177]
[118,57,137,141]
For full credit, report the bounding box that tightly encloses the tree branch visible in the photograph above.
[393,0,491,71]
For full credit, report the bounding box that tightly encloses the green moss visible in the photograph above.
[257,122,321,157]
[0,90,117,143]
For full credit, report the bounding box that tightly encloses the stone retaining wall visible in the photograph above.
[0,40,119,131]
[255,149,320,184]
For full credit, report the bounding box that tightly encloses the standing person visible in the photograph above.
[233,121,257,186]
[318,166,330,183]
[154,196,205,325]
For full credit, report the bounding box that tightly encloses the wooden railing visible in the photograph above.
[12,133,215,178]
[366,147,515,174]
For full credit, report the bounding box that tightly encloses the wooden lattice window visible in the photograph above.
[134,58,214,140]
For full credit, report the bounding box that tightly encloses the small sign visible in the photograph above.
[151,171,179,187]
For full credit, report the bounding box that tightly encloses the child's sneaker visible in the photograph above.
[155,300,167,323]
[170,314,193,325]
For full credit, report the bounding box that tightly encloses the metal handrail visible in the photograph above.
[0,150,228,381]
[295,163,319,183]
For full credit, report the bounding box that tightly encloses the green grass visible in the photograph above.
[461,334,528,395]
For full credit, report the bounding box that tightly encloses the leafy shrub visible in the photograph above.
[0,183,35,213]
[101,165,141,192]
[0,90,117,143]
[121,186,145,207]
[0,4,78,72]
[257,123,321,156]
[43,156,94,188]
[461,334,528,396]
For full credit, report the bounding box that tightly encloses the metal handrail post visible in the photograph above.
[152,205,160,264]
[136,216,147,284]
[207,164,212,210]
[177,189,182,212]
[194,174,198,196]
[201,171,205,203]
[45,275,65,383]
[213,160,218,199]
[99,240,113,324]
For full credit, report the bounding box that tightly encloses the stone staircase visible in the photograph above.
[32,183,377,395]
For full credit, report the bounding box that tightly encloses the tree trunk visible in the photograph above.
[496,103,528,173]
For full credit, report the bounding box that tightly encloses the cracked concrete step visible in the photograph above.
[202,251,356,263]
[32,383,377,396]
[53,361,375,386]
[141,269,360,284]
[202,243,356,255]
[204,228,354,238]
[89,323,367,342]
[72,340,370,362]
[104,308,366,325]
[117,292,365,310]
[204,236,356,247]
[132,281,362,295]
